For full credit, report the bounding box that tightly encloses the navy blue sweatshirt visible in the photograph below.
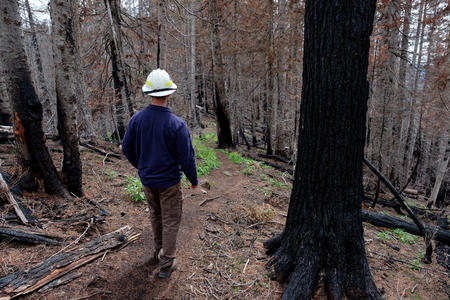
[122,105,198,188]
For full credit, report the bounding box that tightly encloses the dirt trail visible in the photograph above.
[1,138,448,300]
[89,152,246,300]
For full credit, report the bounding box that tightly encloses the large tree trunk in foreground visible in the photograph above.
[208,0,234,149]
[0,1,69,198]
[264,1,380,299]
[50,0,84,196]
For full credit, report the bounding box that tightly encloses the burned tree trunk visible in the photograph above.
[208,0,234,149]
[50,0,84,196]
[105,0,133,140]
[24,0,56,135]
[0,1,69,198]
[264,0,380,298]
[157,0,167,69]
[265,0,274,155]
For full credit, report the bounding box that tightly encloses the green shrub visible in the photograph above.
[242,164,255,175]
[376,231,391,241]
[391,228,418,245]
[125,175,145,202]
[198,133,218,143]
[410,259,422,271]
[193,137,220,177]
[228,152,251,164]
[269,177,285,188]
[217,149,229,155]
[259,162,272,169]
[105,169,116,180]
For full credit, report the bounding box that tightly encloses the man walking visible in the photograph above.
[122,69,198,279]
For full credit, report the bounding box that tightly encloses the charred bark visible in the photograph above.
[50,0,84,196]
[105,0,133,140]
[264,1,381,298]
[0,1,69,198]
[361,210,450,245]
[208,0,234,149]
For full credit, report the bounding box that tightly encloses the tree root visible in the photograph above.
[264,235,384,299]
[263,232,283,256]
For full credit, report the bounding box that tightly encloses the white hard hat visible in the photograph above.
[142,69,177,97]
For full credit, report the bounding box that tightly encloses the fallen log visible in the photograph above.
[244,153,294,175]
[363,195,403,215]
[0,226,140,299]
[257,153,291,164]
[363,194,439,221]
[79,142,122,159]
[38,272,82,292]
[51,215,104,224]
[361,210,450,245]
[0,227,63,245]
[363,158,433,263]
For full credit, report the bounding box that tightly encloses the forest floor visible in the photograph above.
[0,117,449,300]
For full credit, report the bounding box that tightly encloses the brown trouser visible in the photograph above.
[143,182,183,268]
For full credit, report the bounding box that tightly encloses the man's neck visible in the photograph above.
[151,97,168,107]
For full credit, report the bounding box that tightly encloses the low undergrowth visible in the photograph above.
[125,175,145,202]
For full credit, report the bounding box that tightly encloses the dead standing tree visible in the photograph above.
[0,0,70,198]
[264,0,381,298]
[24,0,56,135]
[49,0,86,196]
[105,0,133,140]
[208,0,234,149]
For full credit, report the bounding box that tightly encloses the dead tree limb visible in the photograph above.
[363,194,439,220]
[364,195,403,214]
[199,195,222,207]
[361,210,450,245]
[257,153,291,164]
[0,226,140,298]
[0,174,39,226]
[38,271,82,292]
[86,198,110,216]
[79,142,122,159]
[244,153,294,175]
[0,227,62,245]
[363,158,433,263]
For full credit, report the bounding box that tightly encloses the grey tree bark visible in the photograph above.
[105,0,134,140]
[396,0,413,187]
[50,0,88,196]
[157,0,167,69]
[24,0,56,135]
[403,0,427,179]
[274,0,288,157]
[430,136,449,207]
[188,0,200,129]
[370,0,400,181]
[0,0,70,198]
[265,0,274,155]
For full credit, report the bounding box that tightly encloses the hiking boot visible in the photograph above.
[157,259,177,279]
[148,249,162,265]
